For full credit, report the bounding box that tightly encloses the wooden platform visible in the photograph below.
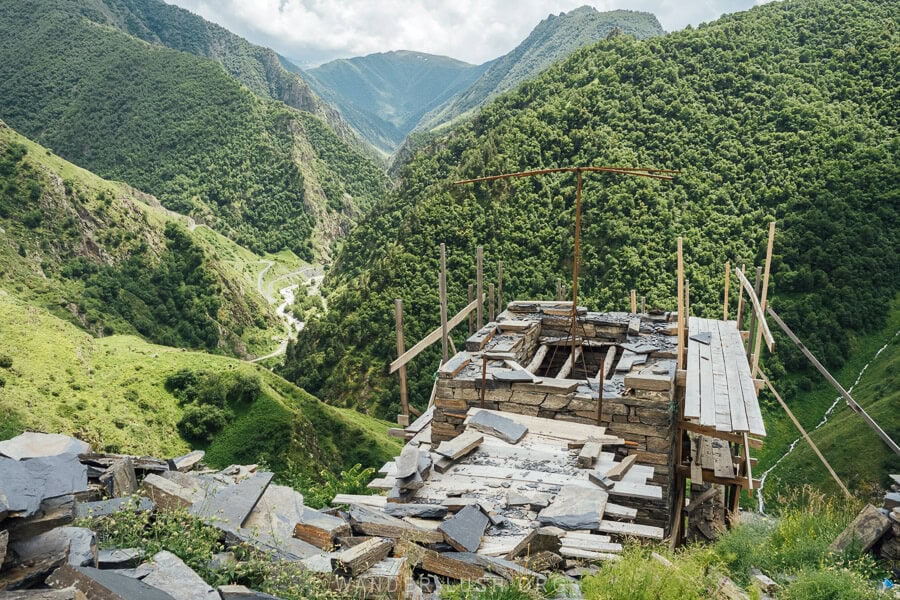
[683,317,765,437]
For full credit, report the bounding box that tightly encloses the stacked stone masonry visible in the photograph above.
[432,302,679,531]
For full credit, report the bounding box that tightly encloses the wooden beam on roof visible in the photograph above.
[735,267,775,354]
[390,295,484,373]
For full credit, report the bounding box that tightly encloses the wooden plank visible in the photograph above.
[597,520,664,540]
[604,454,637,481]
[348,505,444,544]
[435,431,483,460]
[751,221,776,374]
[718,320,750,432]
[721,321,766,436]
[735,267,775,354]
[559,547,621,561]
[676,237,685,369]
[394,540,484,581]
[440,243,449,363]
[684,317,701,418]
[707,318,733,432]
[678,421,763,448]
[525,344,549,374]
[390,296,484,373]
[560,535,622,553]
[555,347,582,379]
[711,439,735,479]
[577,442,602,468]
[697,319,717,428]
[684,486,720,514]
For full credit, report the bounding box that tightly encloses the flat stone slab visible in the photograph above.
[138,551,219,600]
[76,496,155,520]
[538,486,608,530]
[168,450,205,472]
[384,503,448,519]
[468,411,527,444]
[0,432,91,460]
[438,504,489,553]
[48,564,177,599]
[217,584,281,599]
[57,527,98,567]
[192,472,273,529]
[393,445,420,479]
[243,483,305,539]
[830,504,891,553]
[98,548,144,569]
[0,454,88,517]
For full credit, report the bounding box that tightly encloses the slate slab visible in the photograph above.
[0,432,91,460]
[689,332,712,345]
[192,472,273,529]
[242,483,306,539]
[383,503,448,519]
[138,551,219,600]
[47,564,177,599]
[4,496,76,542]
[438,504,489,553]
[98,457,137,498]
[168,450,205,472]
[538,486,608,530]
[468,411,527,444]
[830,504,891,553]
[0,454,87,517]
[218,584,282,599]
[394,445,420,480]
[75,496,155,520]
[98,548,144,569]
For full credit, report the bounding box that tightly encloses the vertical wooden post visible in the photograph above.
[488,283,495,322]
[467,284,474,336]
[630,289,637,314]
[439,243,449,364]
[569,170,584,374]
[394,299,409,422]
[556,278,562,301]
[723,262,731,321]
[479,355,488,409]
[685,280,691,326]
[476,246,484,329]
[641,295,646,314]
[497,261,503,315]
[736,263,746,330]
[596,357,604,426]
[746,267,761,356]
[751,222,776,376]
[562,283,567,301]
[676,237,685,370]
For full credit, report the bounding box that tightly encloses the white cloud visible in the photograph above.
[166,0,761,66]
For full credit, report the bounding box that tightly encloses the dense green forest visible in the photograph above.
[419,7,664,132]
[307,51,492,154]
[92,0,357,141]
[0,0,387,257]
[0,122,279,355]
[283,0,899,419]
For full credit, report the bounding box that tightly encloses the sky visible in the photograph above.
[167,0,775,68]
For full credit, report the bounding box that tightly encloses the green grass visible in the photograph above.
[757,294,900,505]
[0,290,400,476]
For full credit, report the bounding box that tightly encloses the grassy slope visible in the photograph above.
[0,122,286,358]
[758,295,900,503]
[0,291,400,474]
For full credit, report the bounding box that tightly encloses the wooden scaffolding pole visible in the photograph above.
[497,261,503,315]
[569,170,584,374]
[723,261,731,321]
[767,307,900,457]
[439,243,449,364]
[630,289,637,313]
[751,221,775,376]
[736,263,746,330]
[488,283,495,322]
[476,246,484,329]
[394,299,409,423]
[676,237,685,370]
[759,372,853,498]
[467,284,474,335]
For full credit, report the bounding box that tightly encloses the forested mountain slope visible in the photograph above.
[283,0,899,420]
[89,0,358,144]
[306,51,492,154]
[0,121,281,357]
[419,7,664,132]
[0,0,387,259]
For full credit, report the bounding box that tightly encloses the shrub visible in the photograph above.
[177,404,231,442]
[780,568,881,600]
[280,462,376,509]
[581,547,720,600]
[0,354,12,368]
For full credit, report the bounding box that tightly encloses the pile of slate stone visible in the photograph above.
[830,476,900,573]
[0,431,333,599]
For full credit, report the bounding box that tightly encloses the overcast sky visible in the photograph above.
[166,0,775,68]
